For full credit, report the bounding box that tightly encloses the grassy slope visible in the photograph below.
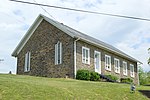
[0,74,149,100]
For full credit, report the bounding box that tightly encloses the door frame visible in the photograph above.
[94,51,101,74]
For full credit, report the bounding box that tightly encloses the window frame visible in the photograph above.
[114,58,120,73]
[24,52,31,72]
[94,50,101,74]
[123,61,127,76]
[82,46,90,64]
[130,64,134,77]
[105,55,111,71]
[55,41,62,65]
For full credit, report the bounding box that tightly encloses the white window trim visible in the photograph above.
[130,64,134,77]
[114,58,120,73]
[94,50,101,74]
[55,41,62,65]
[105,55,111,71]
[123,61,127,76]
[24,52,31,72]
[82,46,90,64]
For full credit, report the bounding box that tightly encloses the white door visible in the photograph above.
[94,51,101,74]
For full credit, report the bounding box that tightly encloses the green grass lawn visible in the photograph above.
[0,74,149,100]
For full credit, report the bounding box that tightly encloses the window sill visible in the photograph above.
[105,69,111,72]
[123,74,128,76]
[55,63,62,65]
[115,72,120,74]
[24,71,30,72]
[130,75,135,78]
[82,62,90,65]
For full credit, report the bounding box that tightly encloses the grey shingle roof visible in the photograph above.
[42,14,141,63]
[12,14,141,63]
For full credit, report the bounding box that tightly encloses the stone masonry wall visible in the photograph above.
[17,19,74,78]
[76,40,138,84]
[16,18,138,84]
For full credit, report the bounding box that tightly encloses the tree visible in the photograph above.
[138,66,148,85]
[148,48,150,65]
[147,71,150,84]
[147,71,150,76]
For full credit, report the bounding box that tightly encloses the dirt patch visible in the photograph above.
[139,90,150,98]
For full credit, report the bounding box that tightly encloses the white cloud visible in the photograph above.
[0,0,150,74]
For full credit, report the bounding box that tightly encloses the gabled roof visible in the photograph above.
[12,14,142,63]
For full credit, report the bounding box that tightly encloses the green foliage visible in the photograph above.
[76,70,100,81]
[147,71,150,84]
[76,70,91,81]
[105,75,118,81]
[138,66,150,85]
[148,58,150,65]
[139,77,149,85]
[90,71,100,81]
[148,48,150,65]
[120,78,133,83]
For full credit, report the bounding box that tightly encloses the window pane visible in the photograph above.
[83,49,85,58]
[82,47,90,64]
[114,59,120,73]
[55,44,57,64]
[83,49,85,63]
[55,42,62,65]
[105,56,108,68]
[86,50,88,59]
[105,57,107,64]
[24,52,31,72]
[24,53,27,71]
[58,42,60,64]
[105,55,111,70]
[131,65,133,72]
[27,52,29,71]
[108,57,110,68]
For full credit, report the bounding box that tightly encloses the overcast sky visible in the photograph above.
[0,0,150,74]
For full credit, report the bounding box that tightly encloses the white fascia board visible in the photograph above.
[12,15,43,57]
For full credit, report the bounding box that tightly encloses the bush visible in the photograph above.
[105,75,118,81]
[76,70,91,81]
[139,67,150,85]
[76,70,100,81]
[139,77,149,85]
[120,78,133,83]
[90,71,100,81]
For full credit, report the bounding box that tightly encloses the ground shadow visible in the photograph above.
[138,90,150,98]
